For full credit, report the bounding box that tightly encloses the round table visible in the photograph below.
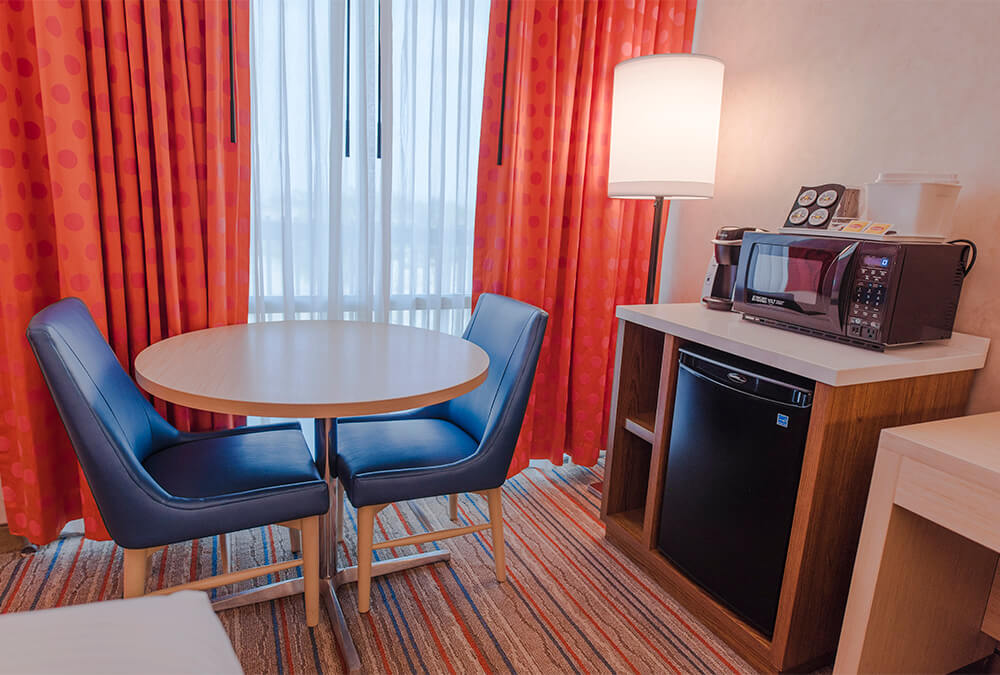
[134,320,489,673]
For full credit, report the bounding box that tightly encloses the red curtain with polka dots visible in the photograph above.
[474,0,697,474]
[0,0,251,544]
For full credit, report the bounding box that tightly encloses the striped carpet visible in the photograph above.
[0,460,752,674]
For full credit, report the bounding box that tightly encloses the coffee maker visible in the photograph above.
[701,226,760,311]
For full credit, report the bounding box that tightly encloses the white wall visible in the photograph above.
[662,0,1000,413]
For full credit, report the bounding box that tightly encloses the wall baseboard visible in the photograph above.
[0,525,30,555]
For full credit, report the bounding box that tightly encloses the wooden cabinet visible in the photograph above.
[601,307,987,673]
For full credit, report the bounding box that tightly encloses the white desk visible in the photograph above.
[836,412,1000,673]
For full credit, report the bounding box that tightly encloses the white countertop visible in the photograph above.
[880,412,1000,491]
[617,303,990,386]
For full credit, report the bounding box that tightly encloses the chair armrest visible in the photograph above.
[175,421,302,443]
[338,403,448,426]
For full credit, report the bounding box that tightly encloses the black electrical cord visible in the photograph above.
[948,238,977,277]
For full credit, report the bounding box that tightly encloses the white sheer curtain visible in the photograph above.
[249,0,490,336]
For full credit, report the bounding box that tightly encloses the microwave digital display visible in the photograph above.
[862,255,891,268]
[750,246,828,306]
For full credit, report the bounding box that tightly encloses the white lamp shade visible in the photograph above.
[608,54,724,200]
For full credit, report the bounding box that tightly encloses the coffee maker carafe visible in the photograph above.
[701,226,760,311]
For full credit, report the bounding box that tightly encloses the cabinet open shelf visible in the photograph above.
[623,411,655,444]
[601,321,673,552]
[607,508,645,540]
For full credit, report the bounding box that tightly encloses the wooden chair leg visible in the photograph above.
[449,494,458,522]
[356,505,377,613]
[337,481,345,544]
[486,488,506,583]
[123,548,148,598]
[289,528,302,554]
[218,534,231,574]
[301,516,320,627]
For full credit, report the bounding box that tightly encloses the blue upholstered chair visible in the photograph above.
[26,298,329,626]
[336,293,547,612]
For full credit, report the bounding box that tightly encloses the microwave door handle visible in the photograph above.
[823,242,859,321]
[826,242,859,290]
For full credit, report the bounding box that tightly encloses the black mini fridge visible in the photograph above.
[657,343,814,637]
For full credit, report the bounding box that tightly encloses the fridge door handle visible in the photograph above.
[680,349,813,397]
[678,362,813,408]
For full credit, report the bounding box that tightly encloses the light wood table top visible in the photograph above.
[134,320,490,418]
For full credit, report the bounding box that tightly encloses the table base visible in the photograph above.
[211,551,451,673]
[208,419,450,674]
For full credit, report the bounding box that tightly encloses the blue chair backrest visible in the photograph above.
[444,293,547,473]
[26,298,180,534]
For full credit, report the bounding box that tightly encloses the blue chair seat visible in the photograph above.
[337,418,479,507]
[145,425,324,499]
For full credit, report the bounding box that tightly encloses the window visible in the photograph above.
[249,0,490,336]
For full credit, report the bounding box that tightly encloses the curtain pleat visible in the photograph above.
[0,0,251,544]
[473,0,698,475]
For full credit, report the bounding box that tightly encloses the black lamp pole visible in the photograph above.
[588,194,666,497]
[645,196,665,304]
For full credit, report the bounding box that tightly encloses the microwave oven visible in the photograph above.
[732,232,971,350]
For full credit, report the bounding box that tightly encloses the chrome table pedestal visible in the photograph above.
[211,419,450,674]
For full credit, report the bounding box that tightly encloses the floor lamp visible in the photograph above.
[591,54,725,496]
[607,54,725,304]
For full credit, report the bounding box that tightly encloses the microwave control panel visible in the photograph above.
[849,254,893,341]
